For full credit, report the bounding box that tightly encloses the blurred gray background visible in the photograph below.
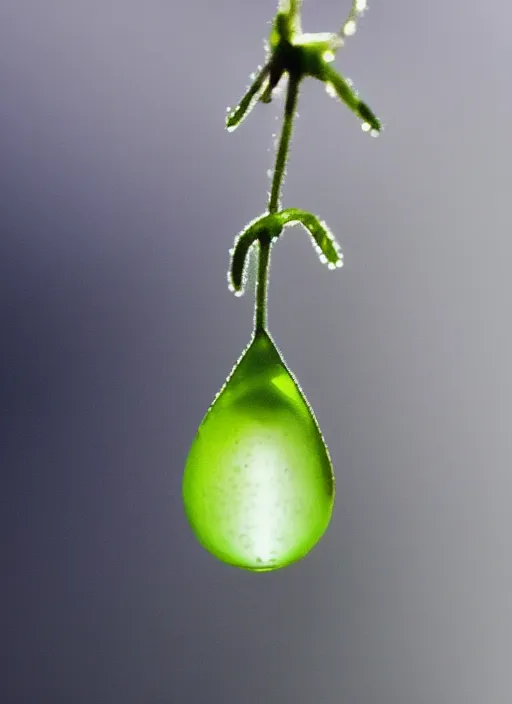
[2,1,512,702]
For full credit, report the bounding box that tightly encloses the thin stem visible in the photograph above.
[226,61,271,131]
[254,75,300,334]
[255,236,271,333]
[268,75,300,214]
[339,0,367,38]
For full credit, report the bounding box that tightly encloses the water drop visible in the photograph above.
[343,20,357,36]
[325,82,336,98]
[183,330,335,571]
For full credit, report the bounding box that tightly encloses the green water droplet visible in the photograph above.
[183,330,335,571]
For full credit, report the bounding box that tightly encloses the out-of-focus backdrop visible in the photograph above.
[2,1,512,702]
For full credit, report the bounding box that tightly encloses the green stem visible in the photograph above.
[255,235,271,333]
[254,75,300,334]
[268,75,300,214]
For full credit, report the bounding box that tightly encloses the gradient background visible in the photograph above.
[3,1,512,702]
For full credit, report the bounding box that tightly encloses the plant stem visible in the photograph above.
[268,76,300,214]
[255,235,271,333]
[255,75,300,334]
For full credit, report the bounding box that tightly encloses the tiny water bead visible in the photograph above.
[183,330,335,571]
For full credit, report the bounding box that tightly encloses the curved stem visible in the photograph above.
[254,75,300,334]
